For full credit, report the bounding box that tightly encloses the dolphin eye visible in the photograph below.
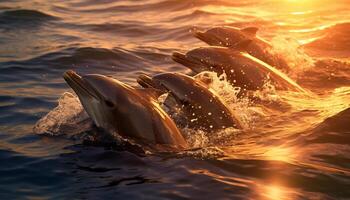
[105,100,115,108]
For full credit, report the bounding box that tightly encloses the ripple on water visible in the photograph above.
[0,149,73,199]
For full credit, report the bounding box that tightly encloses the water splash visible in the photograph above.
[33,92,92,136]
[270,36,315,77]
[178,146,226,159]
[252,77,280,102]
[194,71,269,128]
[182,128,210,148]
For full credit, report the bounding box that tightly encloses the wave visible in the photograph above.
[0,9,57,20]
[315,107,350,134]
[297,59,350,91]
[0,46,181,85]
[73,0,254,13]
[1,47,149,68]
[304,22,350,57]
[83,21,198,43]
[170,10,222,23]
[87,22,164,36]
[0,9,58,28]
[0,93,54,126]
[0,149,71,199]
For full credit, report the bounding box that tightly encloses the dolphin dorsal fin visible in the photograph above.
[137,88,164,100]
[241,27,258,36]
[233,39,252,50]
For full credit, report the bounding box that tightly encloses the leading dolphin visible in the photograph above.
[194,26,290,71]
[63,70,188,150]
[137,72,243,131]
[172,47,306,93]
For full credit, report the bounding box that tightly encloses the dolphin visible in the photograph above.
[63,70,188,150]
[172,47,306,93]
[137,72,243,131]
[194,26,290,71]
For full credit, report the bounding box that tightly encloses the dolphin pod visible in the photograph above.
[63,70,188,150]
[194,26,290,71]
[61,25,308,150]
[172,46,306,93]
[137,72,243,131]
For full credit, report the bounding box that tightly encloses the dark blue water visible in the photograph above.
[1,0,350,199]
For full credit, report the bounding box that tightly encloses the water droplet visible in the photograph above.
[191,118,198,122]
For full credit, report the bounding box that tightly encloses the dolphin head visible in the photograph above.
[194,26,258,47]
[63,70,133,131]
[64,70,189,149]
[137,72,195,104]
[172,51,208,73]
[194,26,244,46]
[172,47,239,73]
[137,72,244,131]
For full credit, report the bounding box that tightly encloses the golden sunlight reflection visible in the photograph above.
[284,0,312,3]
[288,24,332,33]
[290,10,313,15]
[263,147,295,162]
[264,185,285,200]
[257,183,297,200]
[241,52,308,93]
[202,0,348,46]
[279,0,330,8]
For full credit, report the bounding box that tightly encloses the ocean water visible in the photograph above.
[0,0,350,199]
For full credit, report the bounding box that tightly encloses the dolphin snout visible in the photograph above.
[63,70,99,99]
[172,52,207,73]
[193,31,207,41]
[137,74,154,88]
[193,30,218,42]
[137,74,166,92]
[193,30,222,46]
[63,70,80,82]
[172,52,197,70]
[171,52,187,64]
[63,70,84,91]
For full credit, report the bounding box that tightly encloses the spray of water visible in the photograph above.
[173,71,285,151]
[270,36,315,77]
[33,92,92,136]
